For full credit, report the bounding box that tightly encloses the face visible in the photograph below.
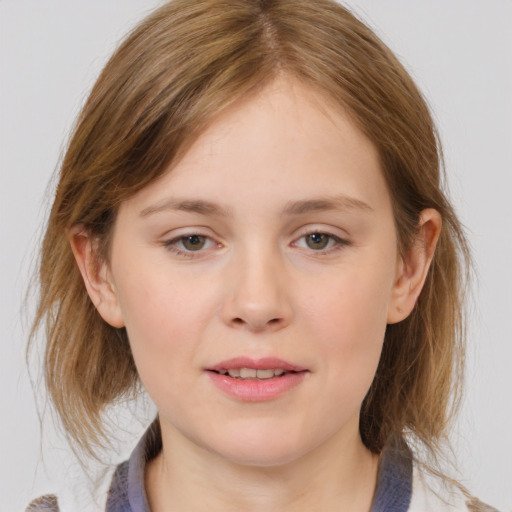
[98,77,406,466]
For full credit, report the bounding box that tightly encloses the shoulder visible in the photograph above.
[25,495,60,512]
[25,421,159,512]
[24,466,117,512]
[409,464,500,512]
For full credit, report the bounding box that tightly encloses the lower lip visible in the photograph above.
[206,371,308,402]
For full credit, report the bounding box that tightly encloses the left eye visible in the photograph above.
[294,232,342,251]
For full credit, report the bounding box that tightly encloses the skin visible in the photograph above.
[71,75,441,511]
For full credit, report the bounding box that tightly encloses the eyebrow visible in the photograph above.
[283,195,374,215]
[139,194,373,218]
[139,199,231,217]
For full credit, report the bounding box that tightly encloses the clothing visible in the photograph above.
[26,422,499,512]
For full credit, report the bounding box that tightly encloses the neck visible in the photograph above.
[146,418,380,512]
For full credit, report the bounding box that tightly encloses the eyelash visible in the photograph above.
[162,230,350,258]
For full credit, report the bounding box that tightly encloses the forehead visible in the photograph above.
[119,76,390,218]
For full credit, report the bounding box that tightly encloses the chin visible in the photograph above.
[203,427,315,468]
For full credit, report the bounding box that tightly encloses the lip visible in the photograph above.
[207,357,307,373]
[205,357,309,402]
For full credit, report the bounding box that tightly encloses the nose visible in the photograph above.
[221,247,292,333]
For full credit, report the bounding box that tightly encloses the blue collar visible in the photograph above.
[105,421,412,511]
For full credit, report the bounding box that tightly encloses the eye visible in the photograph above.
[293,231,348,252]
[163,233,218,256]
[180,234,208,251]
[303,233,331,250]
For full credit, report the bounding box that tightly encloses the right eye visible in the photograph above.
[178,234,208,251]
[163,234,218,257]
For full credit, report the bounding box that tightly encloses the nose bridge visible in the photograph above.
[223,239,291,332]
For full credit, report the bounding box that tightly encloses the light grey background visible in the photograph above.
[1,1,511,510]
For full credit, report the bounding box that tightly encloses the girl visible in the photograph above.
[26,0,499,510]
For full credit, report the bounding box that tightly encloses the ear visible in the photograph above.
[387,209,442,324]
[68,226,125,328]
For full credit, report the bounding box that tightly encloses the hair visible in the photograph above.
[30,0,469,472]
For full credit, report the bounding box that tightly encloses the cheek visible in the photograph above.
[301,264,394,403]
[112,263,216,391]
[306,265,392,347]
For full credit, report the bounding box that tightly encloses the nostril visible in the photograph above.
[231,317,282,328]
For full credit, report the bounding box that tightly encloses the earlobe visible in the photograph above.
[68,226,125,328]
[387,209,442,324]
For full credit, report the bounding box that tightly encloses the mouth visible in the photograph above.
[205,357,309,401]
[206,356,308,378]
[209,367,302,381]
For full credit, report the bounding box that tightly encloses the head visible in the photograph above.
[33,0,468,463]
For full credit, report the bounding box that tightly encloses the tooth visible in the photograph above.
[240,368,257,378]
[225,368,288,379]
[256,369,275,379]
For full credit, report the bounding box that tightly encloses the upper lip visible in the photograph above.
[207,357,307,373]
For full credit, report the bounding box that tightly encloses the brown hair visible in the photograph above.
[31,0,469,468]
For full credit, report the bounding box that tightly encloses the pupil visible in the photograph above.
[183,235,205,251]
[307,233,328,250]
